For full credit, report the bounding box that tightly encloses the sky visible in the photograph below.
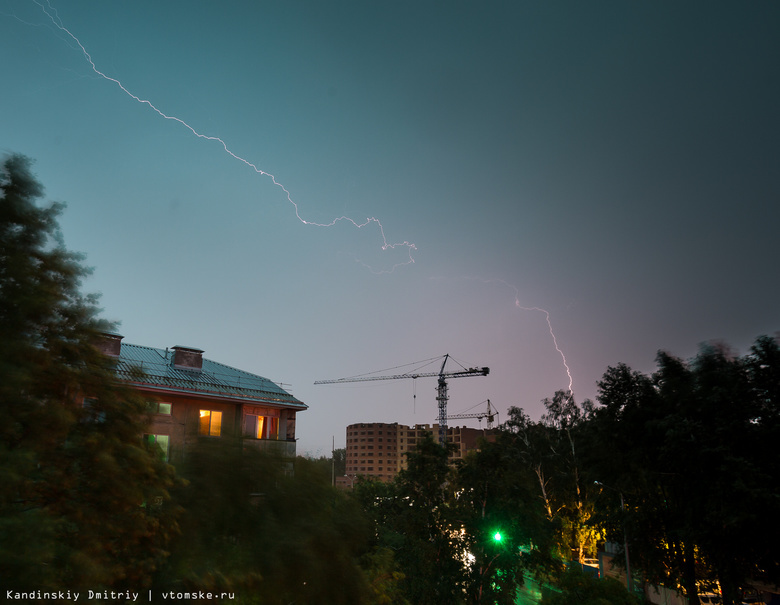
[2,1,778,456]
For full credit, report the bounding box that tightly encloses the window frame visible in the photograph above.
[147,401,172,415]
[199,410,222,436]
[144,433,170,461]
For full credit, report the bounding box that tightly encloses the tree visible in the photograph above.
[333,446,347,476]
[304,447,347,483]
[504,393,600,564]
[540,566,641,605]
[0,154,179,590]
[157,440,372,604]
[584,338,780,605]
[452,436,556,605]
[540,391,599,564]
[351,433,466,605]
[391,432,465,605]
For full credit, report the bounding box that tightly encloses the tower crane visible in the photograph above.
[314,354,489,446]
[446,399,499,430]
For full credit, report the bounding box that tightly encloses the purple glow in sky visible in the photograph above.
[2,1,778,456]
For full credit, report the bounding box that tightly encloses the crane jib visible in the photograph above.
[313,357,490,447]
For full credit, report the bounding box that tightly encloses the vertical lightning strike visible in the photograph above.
[515,302,574,395]
[29,0,416,274]
[460,277,575,395]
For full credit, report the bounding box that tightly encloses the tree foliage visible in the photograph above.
[382,432,464,605]
[540,567,642,605]
[504,392,600,564]
[352,431,563,605]
[350,337,779,605]
[584,338,780,605]
[453,437,555,604]
[0,154,179,590]
[156,440,372,604]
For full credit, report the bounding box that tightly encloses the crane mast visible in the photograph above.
[314,354,490,446]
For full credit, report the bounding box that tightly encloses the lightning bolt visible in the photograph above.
[14,2,574,386]
[515,302,574,395]
[456,277,575,395]
[26,0,416,274]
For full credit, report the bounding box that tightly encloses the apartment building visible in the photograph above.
[342,421,498,484]
[95,333,307,464]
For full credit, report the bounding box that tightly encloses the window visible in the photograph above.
[199,410,222,436]
[148,401,172,414]
[244,414,279,440]
[144,434,170,461]
[82,397,105,423]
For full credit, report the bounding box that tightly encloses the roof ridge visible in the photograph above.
[204,356,269,378]
[114,341,303,406]
[124,343,270,380]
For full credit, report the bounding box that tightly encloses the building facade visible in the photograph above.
[342,421,497,484]
[96,334,307,464]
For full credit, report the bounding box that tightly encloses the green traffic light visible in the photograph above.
[493,531,502,542]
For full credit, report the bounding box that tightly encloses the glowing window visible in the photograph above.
[144,434,170,461]
[199,410,222,436]
[244,414,279,439]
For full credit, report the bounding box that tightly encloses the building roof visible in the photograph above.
[114,343,307,410]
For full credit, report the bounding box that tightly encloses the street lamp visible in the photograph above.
[594,481,632,593]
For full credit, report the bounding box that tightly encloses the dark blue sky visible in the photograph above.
[2,0,778,455]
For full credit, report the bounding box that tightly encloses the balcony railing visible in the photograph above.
[242,438,297,457]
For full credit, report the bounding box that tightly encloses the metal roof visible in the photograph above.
[114,343,306,409]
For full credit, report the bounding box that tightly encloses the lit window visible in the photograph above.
[244,414,279,439]
[148,401,172,414]
[144,434,170,461]
[199,410,222,436]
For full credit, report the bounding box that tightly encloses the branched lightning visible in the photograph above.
[28,0,416,274]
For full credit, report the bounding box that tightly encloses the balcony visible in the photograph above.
[242,437,297,457]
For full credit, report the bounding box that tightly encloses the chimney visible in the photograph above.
[96,333,123,357]
[171,346,204,371]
